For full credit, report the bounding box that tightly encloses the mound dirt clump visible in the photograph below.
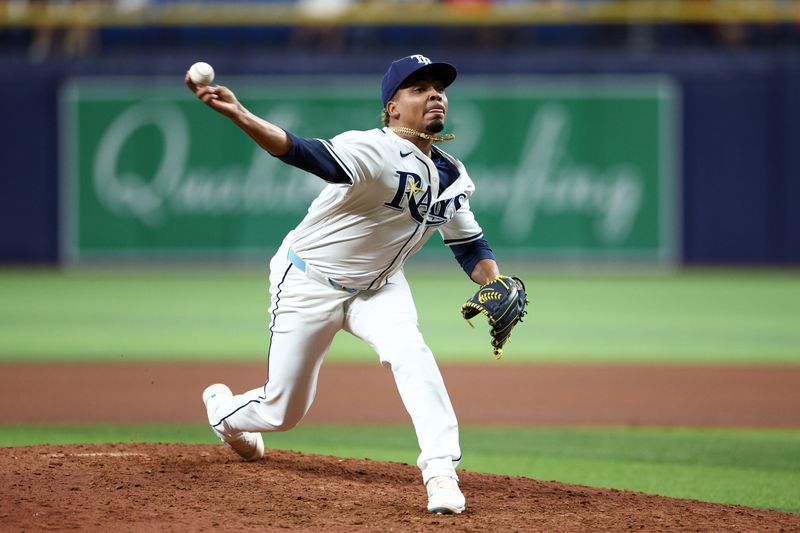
[1,443,798,532]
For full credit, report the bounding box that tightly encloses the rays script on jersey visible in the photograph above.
[384,170,467,226]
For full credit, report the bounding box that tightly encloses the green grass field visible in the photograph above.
[2,267,799,514]
[1,266,798,362]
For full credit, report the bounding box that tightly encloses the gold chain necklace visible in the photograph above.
[389,127,455,143]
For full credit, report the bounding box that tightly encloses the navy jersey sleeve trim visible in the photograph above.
[450,238,496,277]
[443,232,483,246]
[277,130,354,185]
[318,139,356,183]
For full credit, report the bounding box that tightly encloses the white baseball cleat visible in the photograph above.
[202,383,265,462]
[426,475,466,514]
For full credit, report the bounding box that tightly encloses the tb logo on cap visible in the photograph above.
[410,54,431,65]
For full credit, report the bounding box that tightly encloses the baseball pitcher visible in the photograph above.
[186,54,527,515]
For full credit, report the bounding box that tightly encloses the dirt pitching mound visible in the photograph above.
[2,444,798,532]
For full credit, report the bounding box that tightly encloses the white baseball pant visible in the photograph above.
[207,241,462,483]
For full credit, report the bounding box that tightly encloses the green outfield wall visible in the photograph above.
[62,77,677,263]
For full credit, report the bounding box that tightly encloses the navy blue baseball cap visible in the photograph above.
[381,54,458,108]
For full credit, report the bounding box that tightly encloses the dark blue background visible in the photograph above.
[1,49,798,264]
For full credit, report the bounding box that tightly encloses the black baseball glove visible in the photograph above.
[461,275,528,359]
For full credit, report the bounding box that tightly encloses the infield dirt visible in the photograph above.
[2,362,800,531]
[2,362,800,426]
[3,444,800,532]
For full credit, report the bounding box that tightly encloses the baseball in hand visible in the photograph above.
[189,62,215,85]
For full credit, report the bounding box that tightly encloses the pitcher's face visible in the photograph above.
[387,76,448,134]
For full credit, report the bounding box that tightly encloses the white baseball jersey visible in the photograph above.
[284,128,486,290]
